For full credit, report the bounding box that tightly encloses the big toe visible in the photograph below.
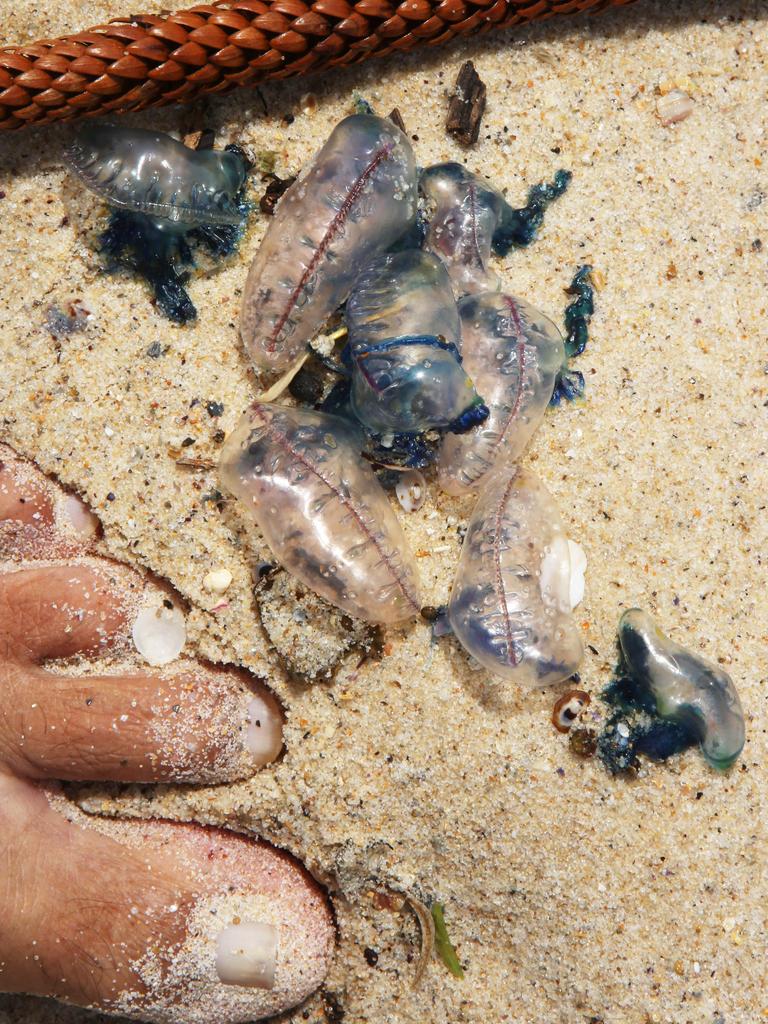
[0,773,335,1023]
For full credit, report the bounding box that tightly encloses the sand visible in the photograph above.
[0,1,767,1022]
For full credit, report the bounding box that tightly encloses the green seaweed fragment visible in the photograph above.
[254,150,277,174]
[431,902,464,979]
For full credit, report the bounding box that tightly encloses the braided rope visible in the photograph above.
[0,0,637,130]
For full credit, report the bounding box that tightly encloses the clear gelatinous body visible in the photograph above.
[66,125,249,228]
[241,115,418,375]
[219,403,422,624]
[346,250,460,351]
[346,249,483,435]
[420,162,508,296]
[618,609,745,770]
[350,336,484,434]
[438,294,564,495]
[448,466,583,685]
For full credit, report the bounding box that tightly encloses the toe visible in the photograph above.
[0,774,334,1022]
[0,562,283,783]
[1,662,283,784]
[0,446,99,560]
[0,563,144,662]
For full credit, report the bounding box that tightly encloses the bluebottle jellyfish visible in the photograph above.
[447,466,584,686]
[614,609,745,771]
[438,293,564,496]
[219,402,422,625]
[67,125,248,225]
[420,162,571,297]
[344,250,487,435]
[350,336,487,435]
[346,250,461,351]
[66,125,250,323]
[240,115,418,376]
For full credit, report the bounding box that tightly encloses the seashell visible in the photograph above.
[240,115,418,376]
[438,293,564,495]
[219,402,422,625]
[618,609,745,770]
[565,540,587,609]
[203,568,233,594]
[132,602,187,666]
[66,125,249,227]
[552,689,591,732]
[447,466,583,686]
[395,470,427,513]
[656,89,695,126]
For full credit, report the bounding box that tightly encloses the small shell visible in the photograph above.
[656,89,695,126]
[565,540,587,609]
[203,568,233,593]
[552,690,591,732]
[66,125,248,226]
[569,726,598,757]
[300,92,318,115]
[219,402,422,624]
[618,609,745,770]
[132,603,186,666]
[447,466,583,686]
[395,470,427,512]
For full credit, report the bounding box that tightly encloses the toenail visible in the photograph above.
[215,922,277,989]
[59,493,100,538]
[245,696,283,765]
[132,603,187,666]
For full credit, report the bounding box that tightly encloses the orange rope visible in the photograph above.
[0,0,637,129]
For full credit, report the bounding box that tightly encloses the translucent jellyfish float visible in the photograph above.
[219,402,422,625]
[447,466,584,685]
[346,249,461,350]
[241,115,418,376]
[66,125,250,322]
[438,294,565,495]
[420,162,571,297]
[345,250,487,435]
[67,125,248,225]
[617,609,745,770]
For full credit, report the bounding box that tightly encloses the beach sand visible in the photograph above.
[0,1,766,1021]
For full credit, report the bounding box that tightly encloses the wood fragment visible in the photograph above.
[183,128,215,150]
[173,454,217,469]
[446,60,486,146]
[388,107,407,134]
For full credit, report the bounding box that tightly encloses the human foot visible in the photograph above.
[0,445,334,1022]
